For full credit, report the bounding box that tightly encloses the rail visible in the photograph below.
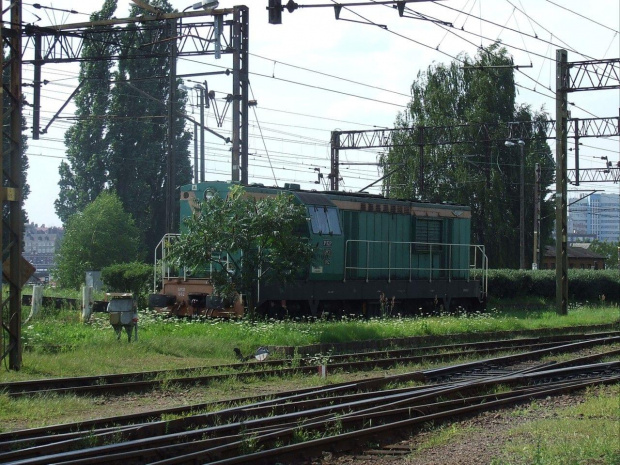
[344,240,488,295]
[2,341,617,464]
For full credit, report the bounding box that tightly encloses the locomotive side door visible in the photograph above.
[307,205,344,281]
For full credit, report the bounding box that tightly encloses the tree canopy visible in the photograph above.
[2,53,30,232]
[55,0,116,224]
[588,240,620,269]
[56,0,192,255]
[54,191,141,289]
[170,185,315,315]
[382,44,555,268]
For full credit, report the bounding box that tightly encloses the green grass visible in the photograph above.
[1,302,618,382]
[0,392,102,431]
[493,385,620,465]
[21,286,108,301]
[413,423,476,452]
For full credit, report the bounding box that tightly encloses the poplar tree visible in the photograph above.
[107,0,191,253]
[55,0,117,223]
[57,0,192,255]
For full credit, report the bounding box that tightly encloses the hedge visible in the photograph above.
[487,269,620,302]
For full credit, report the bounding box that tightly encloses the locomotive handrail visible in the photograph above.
[154,233,181,292]
[155,234,488,300]
[154,233,228,291]
[343,239,488,298]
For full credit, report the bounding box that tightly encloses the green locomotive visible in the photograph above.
[151,181,487,317]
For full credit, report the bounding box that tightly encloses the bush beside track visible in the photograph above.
[485,269,620,302]
[21,269,620,312]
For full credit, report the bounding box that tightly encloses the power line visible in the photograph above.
[437,2,572,51]
[544,0,619,34]
[249,83,278,186]
[177,56,407,108]
[404,4,553,62]
[250,52,411,98]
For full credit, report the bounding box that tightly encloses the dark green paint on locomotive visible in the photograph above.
[179,181,475,286]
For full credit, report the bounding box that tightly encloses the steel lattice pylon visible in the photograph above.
[329,116,620,191]
[1,4,250,370]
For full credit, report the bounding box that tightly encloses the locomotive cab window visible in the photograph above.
[309,206,342,235]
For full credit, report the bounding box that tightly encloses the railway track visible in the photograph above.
[2,331,618,398]
[0,335,618,464]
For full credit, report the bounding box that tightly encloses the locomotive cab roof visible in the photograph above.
[182,181,469,211]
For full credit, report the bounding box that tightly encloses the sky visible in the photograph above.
[14,0,620,228]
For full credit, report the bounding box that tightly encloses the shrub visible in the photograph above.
[54,191,141,289]
[529,270,556,299]
[488,269,620,303]
[101,262,152,305]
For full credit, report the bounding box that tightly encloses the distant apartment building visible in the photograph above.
[23,223,64,283]
[568,193,620,243]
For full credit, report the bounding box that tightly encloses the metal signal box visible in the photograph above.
[107,293,138,342]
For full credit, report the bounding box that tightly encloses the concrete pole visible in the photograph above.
[533,163,541,269]
[199,86,205,182]
[505,139,526,269]
[81,286,93,323]
[555,49,569,315]
[519,141,525,269]
[194,123,198,184]
[193,122,198,182]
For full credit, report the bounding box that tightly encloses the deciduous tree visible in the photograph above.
[382,44,555,268]
[107,0,191,253]
[589,240,620,269]
[56,0,192,256]
[170,185,315,316]
[54,191,140,289]
[55,0,117,223]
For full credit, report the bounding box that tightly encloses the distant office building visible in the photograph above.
[568,193,620,243]
[23,223,64,284]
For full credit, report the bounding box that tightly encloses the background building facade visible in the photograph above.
[568,193,620,243]
[23,223,64,284]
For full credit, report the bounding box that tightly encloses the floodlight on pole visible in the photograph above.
[191,0,219,10]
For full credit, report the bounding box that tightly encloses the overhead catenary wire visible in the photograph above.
[435,0,595,61]
[21,2,619,203]
[543,0,619,34]
[399,3,612,118]
[249,82,279,187]
[23,3,604,125]
[250,52,411,98]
